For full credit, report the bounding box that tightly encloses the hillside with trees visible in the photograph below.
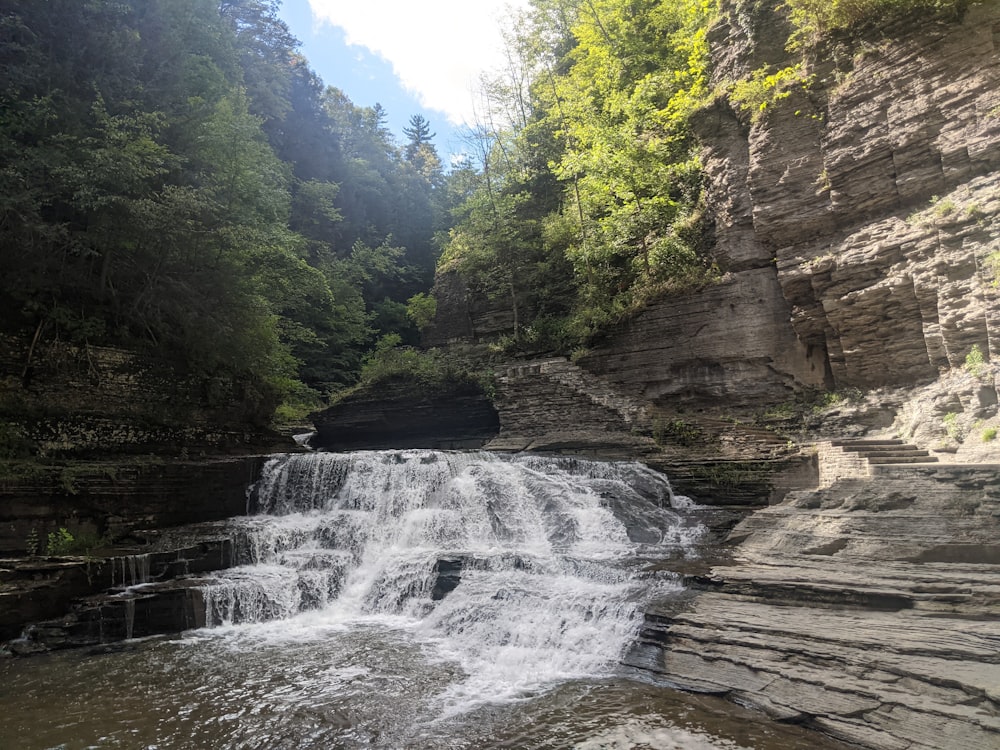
[435,0,977,354]
[0,0,448,421]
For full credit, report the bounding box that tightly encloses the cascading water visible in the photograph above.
[0,451,851,749]
[199,450,703,711]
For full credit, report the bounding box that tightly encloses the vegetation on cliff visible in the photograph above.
[438,0,720,353]
[435,0,984,354]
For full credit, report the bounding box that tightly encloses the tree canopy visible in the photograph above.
[437,0,720,352]
[0,0,450,416]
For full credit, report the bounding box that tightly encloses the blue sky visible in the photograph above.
[277,0,530,163]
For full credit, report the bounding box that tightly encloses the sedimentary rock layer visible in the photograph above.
[309,378,499,451]
[631,467,1000,750]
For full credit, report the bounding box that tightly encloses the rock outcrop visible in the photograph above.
[309,377,499,451]
[0,334,280,458]
[0,457,261,555]
[0,537,233,645]
[617,12,1000,742]
[710,1,998,391]
[0,334,287,557]
[629,465,1000,750]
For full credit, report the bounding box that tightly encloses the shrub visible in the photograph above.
[0,422,36,460]
[728,64,810,121]
[983,427,998,442]
[964,344,987,380]
[405,293,438,331]
[943,412,963,441]
[987,250,1000,288]
[46,527,76,556]
[653,418,704,447]
[44,527,109,556]
[26,529,39,557]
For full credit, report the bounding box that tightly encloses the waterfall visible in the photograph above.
[110,553,152,588]
[200,450,703,706]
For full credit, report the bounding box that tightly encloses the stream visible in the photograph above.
[0,451,849,749]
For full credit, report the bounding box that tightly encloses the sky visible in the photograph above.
[277,0,530,162]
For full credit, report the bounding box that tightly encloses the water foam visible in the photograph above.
[199,450,702,711]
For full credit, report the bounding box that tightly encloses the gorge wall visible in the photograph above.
[588,0,1000,411]
[430,1,1000,419]
[0,334,287,554]
[0,334,279,458]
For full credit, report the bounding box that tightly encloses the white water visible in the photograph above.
[0,452,855,749]
[200,450,703,714]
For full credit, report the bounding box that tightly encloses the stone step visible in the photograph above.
[831,439,905,448]
[867,455,940,464]
[851,449,933,459]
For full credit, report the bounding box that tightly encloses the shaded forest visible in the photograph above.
[0,0,449,419]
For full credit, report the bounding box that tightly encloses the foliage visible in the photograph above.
[437,0,721,352]
[783,0,972,51]
[405,293,438,331]
[0,0,462,419]
[964,344,987,380]
[358,335,453,386]
[44,526,109,556]
[986,250,1000,288]
[943,411,963,441]
[983,427,997,442]
[45,527,76,556]
[26,528,39,557]
[727,64,812,121]
[652,418,705,448]
[0,422,35,460]
[348,334,494,403]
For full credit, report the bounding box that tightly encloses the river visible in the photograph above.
[0,451,849,749]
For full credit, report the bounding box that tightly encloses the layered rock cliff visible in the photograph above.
[578,1,1000,413]
[428,1,999,426]
[628,464,1000,750]
[0,334,287,555]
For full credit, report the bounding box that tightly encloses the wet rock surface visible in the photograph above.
[0,536,234,648]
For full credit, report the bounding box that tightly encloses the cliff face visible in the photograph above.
[0,335,286,554]
[309,378,500,452]
[582,1,1000,408]
[429,5,999,419]
[0,334,279,458]
[711,1,999,388]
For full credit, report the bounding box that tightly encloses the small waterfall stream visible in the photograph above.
[201,450,701,707]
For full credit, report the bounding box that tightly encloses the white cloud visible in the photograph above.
[306,0,530,126]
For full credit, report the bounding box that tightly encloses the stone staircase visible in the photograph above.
[818,439,938,486]
[834,439,939,464]
[524,357,649,429]
[490,358,656,452]
[502,357,651,430]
